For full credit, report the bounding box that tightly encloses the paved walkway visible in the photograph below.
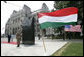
[1,37,68,56]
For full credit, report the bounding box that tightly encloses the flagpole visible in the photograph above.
[63,26,66,40]
[42,37,47,56]
[64,28,66,40]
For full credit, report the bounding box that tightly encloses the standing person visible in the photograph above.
[11,34,14,42]
[68,32,71,40]
[38,34,40,40]
[16,29,22,47]
[62,27,65,40]
[8,34,11,43]
[62,31,65,40]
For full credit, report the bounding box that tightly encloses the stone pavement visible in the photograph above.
[1,37,68,56]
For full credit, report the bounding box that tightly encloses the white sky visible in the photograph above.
[1,1,54,34]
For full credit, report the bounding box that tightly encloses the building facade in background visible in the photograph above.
[5,5,31,36]
[5,3,54,36]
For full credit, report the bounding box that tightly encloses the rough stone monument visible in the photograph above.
[21,3,49,45]
[22,16,35,45]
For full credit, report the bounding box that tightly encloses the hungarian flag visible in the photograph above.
[38,7,78,29]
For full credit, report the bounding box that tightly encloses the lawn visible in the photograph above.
[52,42,83,56]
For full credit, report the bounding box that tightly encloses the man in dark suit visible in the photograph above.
[8,34,11,43]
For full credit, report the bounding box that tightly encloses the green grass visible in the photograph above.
[52,42,83,56]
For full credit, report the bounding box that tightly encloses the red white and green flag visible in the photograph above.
[38,7,78,29]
